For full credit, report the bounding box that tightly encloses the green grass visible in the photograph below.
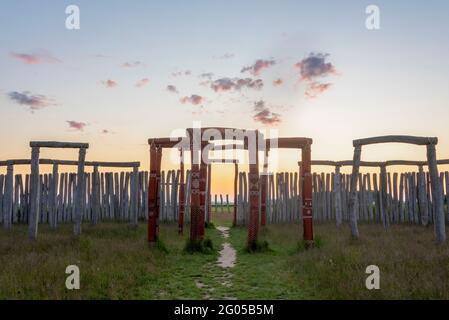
[1,220,449,299]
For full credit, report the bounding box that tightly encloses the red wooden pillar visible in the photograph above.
[190,139,201,241]
[301,143,314,244]
[207,163,212,224]
[178,148,185,234]
[233,162,238,226]
[198,142,207,237]
[247,133,260,248]
[260,149,269,226]
[148,144,162,242]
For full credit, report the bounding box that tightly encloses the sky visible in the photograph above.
[1,0,449,195]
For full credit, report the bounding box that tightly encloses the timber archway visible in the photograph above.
[348,135,446,243]
[147,128,315,249]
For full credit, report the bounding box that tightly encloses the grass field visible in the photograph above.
[1,213,449,299]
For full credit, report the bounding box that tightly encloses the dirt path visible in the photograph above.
[216,226,236,268]
[195,226,237,300]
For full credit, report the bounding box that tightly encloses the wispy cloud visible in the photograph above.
[121,61,142,68]
[101,79,118,88]
[7,91,57,112]
[67,120,87,131]
[180,94,204,105]
[211,77,263,92]
[241,59,276,76]
[214,53,235,59]
[167,85,178,93]
[135,78,150,87]
[10,50,61,65]
[172,70,192,77]
[252,100,281,126]
[272,78,283,86]
[305,82,332,98]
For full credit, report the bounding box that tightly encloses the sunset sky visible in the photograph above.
[1,0,449,195]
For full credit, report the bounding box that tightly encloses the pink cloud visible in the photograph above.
[211,77,263,92]
[7,91,57,112]
[10,51,61,65]
[121,61,142,68]
[253,109,281,126]
[305,82,333,98]
[241,59,276,76]
[295,53,336,81]
[135,78,150,87]
[273,78,283,86]
[101,80,118,88]
[67,120,87,131]
[180,94,204,105]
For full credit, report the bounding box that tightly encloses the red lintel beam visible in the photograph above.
[147,137,188,148]
[266,137,313,149]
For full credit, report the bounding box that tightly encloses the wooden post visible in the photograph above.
[178,148,185,234]
[198,142,207,237]
[49,163,59,228]
[91,165,100,225]
[426,143,446,243]
[260,149,268,226]
[206,163,212,224]
[148,144,162,242]
[131,166,139,226]
[73,147,87,236]
[247,133,260,249]
[334,165,343,227]
[301,143,313,244]
[29,147,40,239]
[379,165,389,229]
[349,145,361,239]
[233,162,238,226]
[2,164,13,229]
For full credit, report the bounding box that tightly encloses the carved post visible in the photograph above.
[233,162,238,226]
[29,147,40,239]
[349,145,361,239]
[260,148,269,226]
[178,148,185,234]
[334,165,343,228]
[426,143,446,243]
[247,132,260,249]
[73,147,86,236]
[301,143,313,244]
[198,142,207,237]
[206,163,212,224]
[148,144,162,242]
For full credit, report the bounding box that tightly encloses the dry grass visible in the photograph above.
[228,222,449,299]
[1,220,448,299]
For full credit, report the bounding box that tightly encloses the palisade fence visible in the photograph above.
[1,167,449,228]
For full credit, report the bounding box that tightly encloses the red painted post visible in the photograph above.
[247,132,260,249]
[260,149,269,226]
[178,148,185,234]
[148,144,162,242]
[233,162,238,226]
[207,163,212,224]
[198,142,207,237]
[301,143,314,245]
